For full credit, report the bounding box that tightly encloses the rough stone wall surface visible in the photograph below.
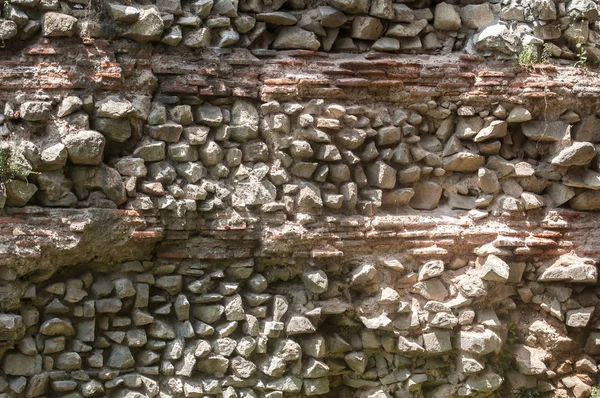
[2,0,600,397]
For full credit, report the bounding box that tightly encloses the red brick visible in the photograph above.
[370,80,404,87]
[335,78,370,87]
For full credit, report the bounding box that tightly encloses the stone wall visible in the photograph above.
[2,0,600,397]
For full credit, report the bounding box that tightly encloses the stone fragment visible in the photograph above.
[411,279,448,301]
[474,23,519,54]
[418,260,444,281]
[514,344,548,375]
[301,270,328,293]
[474,121,507,142]
[566,306,594,327]
[479,254,510,281]
[464,371,503,394]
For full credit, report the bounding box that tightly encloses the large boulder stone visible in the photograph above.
[464,371,503,394]
[570,190,600,210]
[457,329,502,355]
[319,6,348,27]
[68,164,127,205]
[434,3,461,30]
[514,345,548,375]
[42,12,77,37]
[474,23,519,54]
[350,16,383,40]
[409,181,442,210]
[20,101,52,121]
[0,20,18,40]
[125,8,164,42]
[5,180,37,207]
[62,130,105,165]
[366,161,396,189]
[573,115,600,142]
[461,4,494,29]
[231,100,259,141]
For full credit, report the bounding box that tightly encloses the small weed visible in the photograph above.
[0,142,34,185]
[518,44,539,67]
[574,18,588,69]
[515,387,541,398]
[518,44,552,71]
[507,319,519,344]
[491,319,519,375]
[591,386,599,398]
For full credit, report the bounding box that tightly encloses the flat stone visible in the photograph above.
[551,142,596,166]
[329,0,369,13]
[272,27,321,50]
[3,354,41,376]
[521,120,570,141]
[386,19,427,37]
[539,253,597,283]
[256,12,297,25]
[443,152,485,172]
